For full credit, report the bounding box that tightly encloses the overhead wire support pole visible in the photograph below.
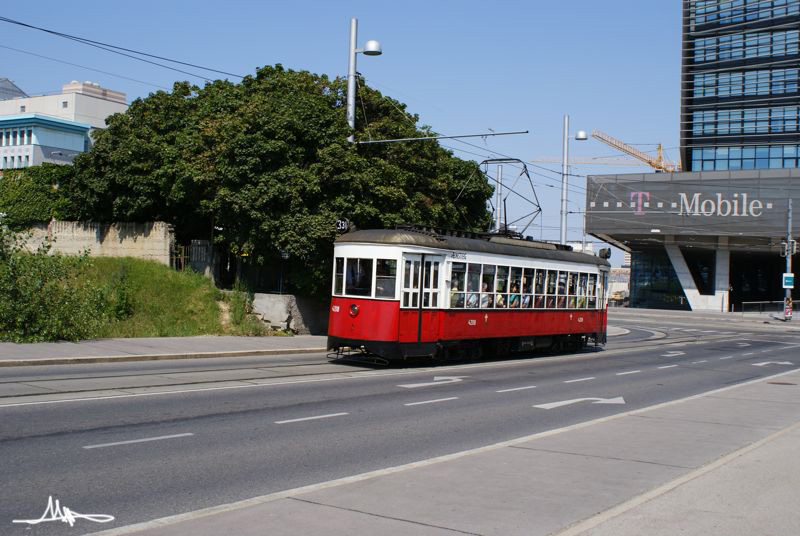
[786,198,793,321]
[346,18,358,144]
[356,130,529,145]
[560,115,569,245]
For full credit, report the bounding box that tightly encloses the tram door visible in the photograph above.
[400,254,443,342]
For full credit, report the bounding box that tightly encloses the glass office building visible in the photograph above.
[681,0,800,171]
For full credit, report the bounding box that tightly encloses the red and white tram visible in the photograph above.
[327,228,611,361]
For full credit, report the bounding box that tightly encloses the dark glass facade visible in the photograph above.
[629,250,690,310]
[681,0,800,171]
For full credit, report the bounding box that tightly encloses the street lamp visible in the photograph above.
[560,115,587,245]
[347,17,382,143]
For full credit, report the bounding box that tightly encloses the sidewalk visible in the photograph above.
[0,335,329,366]
[609,306,800,331]
[92,369,800,536]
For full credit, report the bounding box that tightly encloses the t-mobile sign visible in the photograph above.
[586,173,799,237]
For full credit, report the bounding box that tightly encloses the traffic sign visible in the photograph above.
[783,273,795,289]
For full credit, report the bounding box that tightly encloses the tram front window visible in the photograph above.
[345,258,373,296]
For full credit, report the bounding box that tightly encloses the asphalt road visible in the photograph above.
[2,320,799,535]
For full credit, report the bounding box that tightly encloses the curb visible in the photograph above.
[0,347,328,368]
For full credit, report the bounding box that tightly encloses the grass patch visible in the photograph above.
[83,258,227,338]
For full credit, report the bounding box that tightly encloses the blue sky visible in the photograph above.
[1,1,681,263]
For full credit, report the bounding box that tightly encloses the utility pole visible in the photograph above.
[785,198,794,321]
[495,165,503,231]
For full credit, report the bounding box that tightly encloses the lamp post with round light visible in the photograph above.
[346,18,382,143]
[560,115,587,245]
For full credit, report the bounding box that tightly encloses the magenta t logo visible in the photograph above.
[630,192,650,215]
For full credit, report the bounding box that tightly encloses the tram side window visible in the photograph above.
[546,270,557,308]
[557,272,568,308]
[334,257,344,295]
[495,266,509,308]
[346,258,373,297]
[450,263,466,308]
[375,259,397,298]
[588,274,598,308]
[532,269,543,308]
[481,265,495,308]
[466,263,481,308]
[578,273,588,308]
[521,268,533,308]
[567,272,577,309]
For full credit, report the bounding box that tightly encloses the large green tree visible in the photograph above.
[65,65,493,295]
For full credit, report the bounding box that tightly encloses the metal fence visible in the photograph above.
[741,300,784,315]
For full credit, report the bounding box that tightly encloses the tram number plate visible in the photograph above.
[331,305,340,312]
[468,319,477,326]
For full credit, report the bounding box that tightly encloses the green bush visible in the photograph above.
[0,228,111,342]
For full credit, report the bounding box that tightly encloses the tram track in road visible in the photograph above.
[0,327,778,404]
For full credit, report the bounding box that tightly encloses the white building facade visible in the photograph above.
[0,80,127,169]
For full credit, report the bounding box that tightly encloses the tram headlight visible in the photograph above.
[350,304,359,317]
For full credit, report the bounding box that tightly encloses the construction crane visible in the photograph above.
[591,130,681,172]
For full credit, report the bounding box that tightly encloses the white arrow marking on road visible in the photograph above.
[751,361,793,367]
[533,397,626,410]
[661,351,685,357]
[398,376,468,389]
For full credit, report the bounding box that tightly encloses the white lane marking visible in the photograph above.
[682,329,700,332]
[404,397,458,406]
[397,376,467,389]
[719,356,734,360]
[762,350,772,353]
[564,377,595,384]
[737,343,751,347]
[691,360,708,364]
[496,385,537,393]
[616,370,641,376]
[661,351,685,357]
[274,412,348,424]
[752,361,793,367]
[743,352,754,356]
[83,433,193,449]
[658,365,678,369]
[699,330,717,333]
[534,396,626,410]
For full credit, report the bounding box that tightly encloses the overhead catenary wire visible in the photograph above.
[368,87,590,197]
[0,44,170,90]
[0,15,246,81]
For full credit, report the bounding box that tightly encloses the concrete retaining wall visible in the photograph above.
[251,293,329,335]
[24,221,173,265]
